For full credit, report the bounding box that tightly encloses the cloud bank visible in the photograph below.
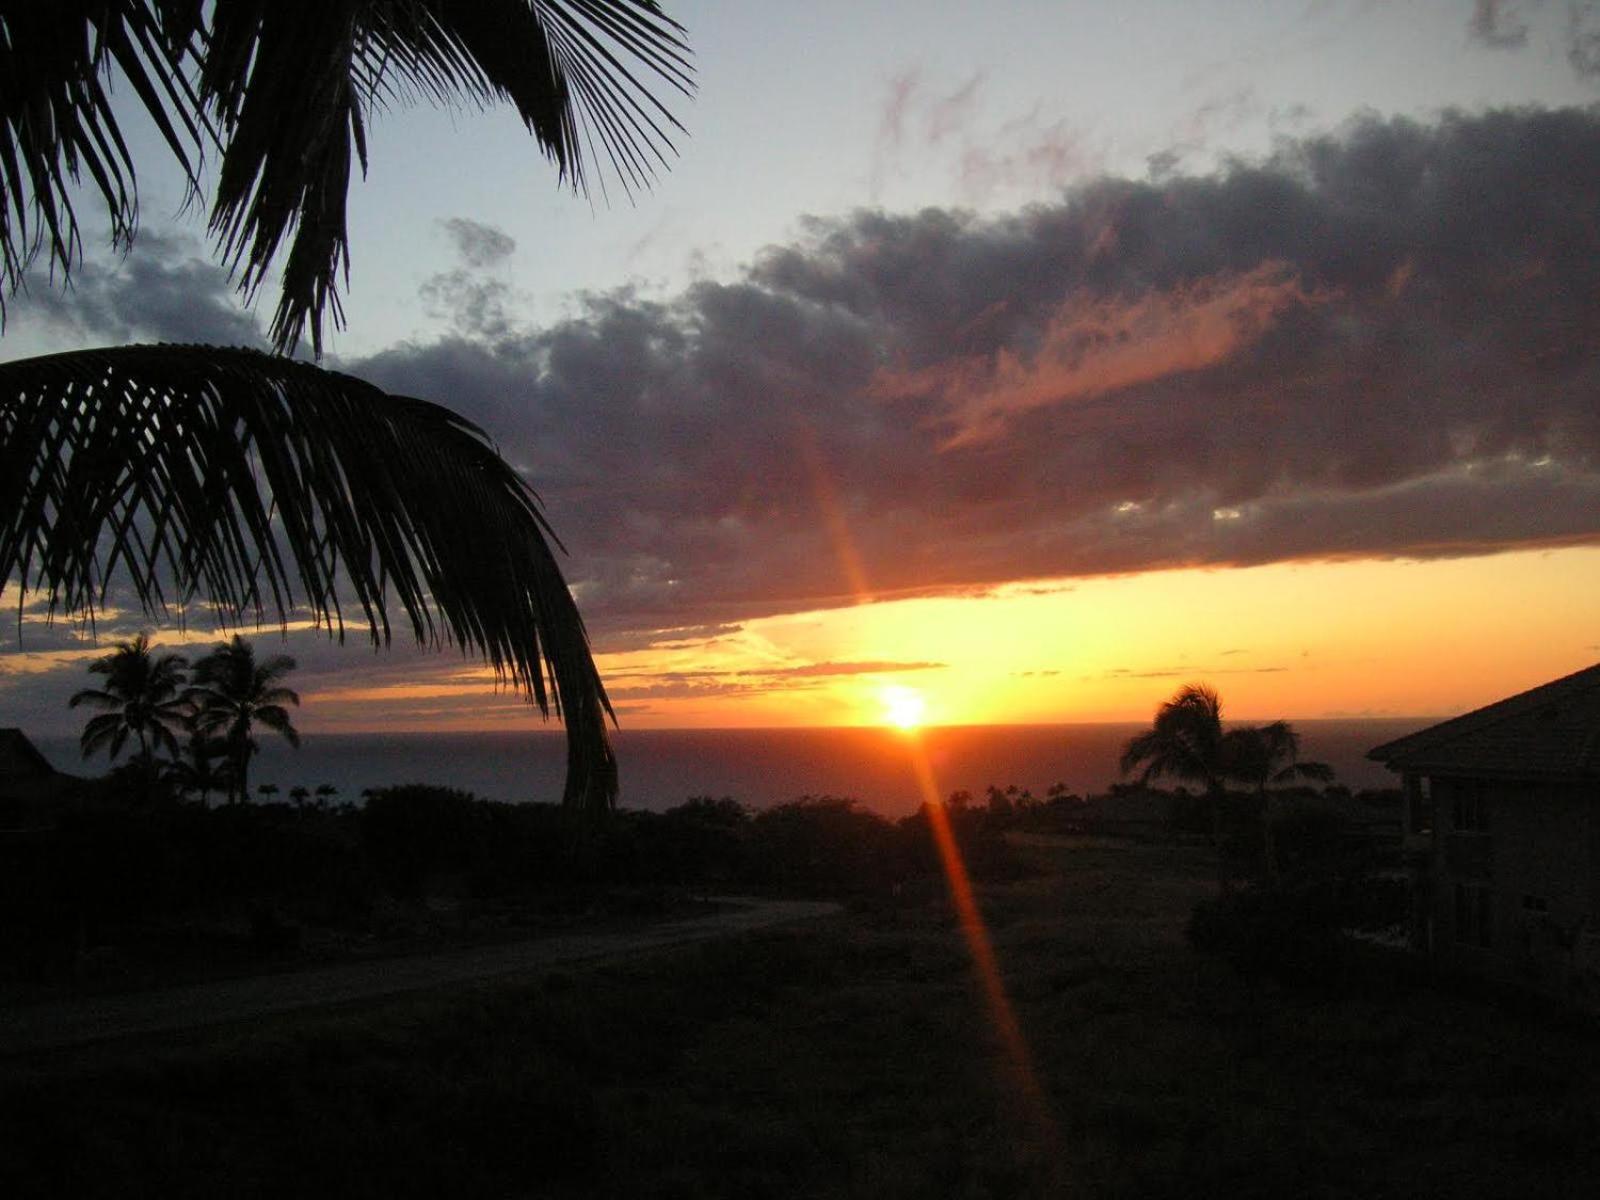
[10,107,1600,649]
[351,106,1600,640]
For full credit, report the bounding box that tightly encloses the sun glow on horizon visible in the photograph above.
[880,684,926,730]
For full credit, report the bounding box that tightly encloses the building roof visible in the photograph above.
[1367,662,1600,780]
[0,728,57,781]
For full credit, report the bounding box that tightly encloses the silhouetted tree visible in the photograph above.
[1121,684,1231,885]
[1222,719,1336,883]
[69,633,190,788]
[163,726,233,806]
[1,3,694,818]
[1121,684,1228,791]
[189,636,301,805]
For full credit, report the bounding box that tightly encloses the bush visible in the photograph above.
[896,802,1027,884]
[1187,874,1413,983]
[1187,885,1347,981]
[361,786,481,901]
[748,796,906,896]
[650,797,752,887]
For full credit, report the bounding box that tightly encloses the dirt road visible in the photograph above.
[0,898,841,1056]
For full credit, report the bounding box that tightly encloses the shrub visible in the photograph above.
[896,802,1027,884]
[361,786,481,901]
[1187,885,1347,980]
[650,797,752,887]
[1187,874,1413,983]
[748,796,906,896]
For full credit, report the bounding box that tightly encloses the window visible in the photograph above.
[1522,894,1549,915]
[1407,775,1433,835]
[1455,883,1493,948]
[1451,780,1490,833]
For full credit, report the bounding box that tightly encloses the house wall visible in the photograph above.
[1426,775,1598,986]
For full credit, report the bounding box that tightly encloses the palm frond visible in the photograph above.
[1,343,616,811]
[79,711,124,757]
[0,2,207,317]
[253,704,301,747]
[1274,760,1335,785]
[3,3,693,355]
[199,0,694,353]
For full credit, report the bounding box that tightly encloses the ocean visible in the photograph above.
[30,719,1425,818]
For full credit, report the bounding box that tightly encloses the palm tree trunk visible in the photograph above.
[136,728,154,802]
[1260,785,1280,887]
[236,743,250,805]
[1207,782,1231,894]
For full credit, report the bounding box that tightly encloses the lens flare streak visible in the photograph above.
[798,426,1055,1148]
[905,736,1057,1146]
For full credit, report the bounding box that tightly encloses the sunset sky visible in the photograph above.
[3,0,1599,735]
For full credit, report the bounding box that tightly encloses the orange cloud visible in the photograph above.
[872,261,1328,447]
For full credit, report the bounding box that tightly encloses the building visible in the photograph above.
[1368,663,1600,992]
[0,728,80,829]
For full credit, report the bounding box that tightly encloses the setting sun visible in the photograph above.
[880,684,926,730]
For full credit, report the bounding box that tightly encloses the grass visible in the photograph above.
[3,836,1599,1198]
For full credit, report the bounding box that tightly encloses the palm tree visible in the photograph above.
[0,4,694,817]
[1222,720,1336,794]
[69,632,191,783]
[1120,683,1231,885]
[189,635,301,805]
[1221,720,1335,885]
[1120,683,1230,796]
[163,726,234,806]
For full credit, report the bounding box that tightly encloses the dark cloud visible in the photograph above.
[1571,1,1600,76]
[1099,665,1290,681]
[597,623,746,654]
[739,660,946,678]
[420,218,521,340]
[1467,1,1600,80]
[440,218,516,268]
[1470,0,1533,49]
[348,107,1600,644]
[869,69,1100,204]
[5,232,263,348]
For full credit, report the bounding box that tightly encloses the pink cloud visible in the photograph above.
[871,261,1330,446]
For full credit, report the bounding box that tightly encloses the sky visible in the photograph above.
[4,0,1600,735]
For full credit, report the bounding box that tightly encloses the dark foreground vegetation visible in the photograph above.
[1,773,1412,995]
[0,782,1037,995]
[4,828,1600,1198]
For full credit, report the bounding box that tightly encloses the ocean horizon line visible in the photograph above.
[297,714,1438,736]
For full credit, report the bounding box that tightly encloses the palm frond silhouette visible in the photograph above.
[1,1,693,353]
[0,4,693,815]
[2,345,617,810]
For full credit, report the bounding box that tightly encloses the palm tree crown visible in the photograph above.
[1222,720,1335,793]
[1119,683,1229,795]
[188,635,301,805]
[69,632,191,770]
